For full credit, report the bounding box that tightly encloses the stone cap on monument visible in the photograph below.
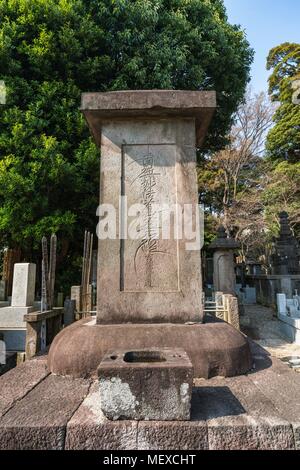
[80,89,216,147]
[209,225,240,251]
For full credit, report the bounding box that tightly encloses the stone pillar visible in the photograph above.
[0,280,6,301]
[81,90,216,324]
[209,226,240,295]
[71,286,81,312]
[215,291,224,320]
[25,320,42,359]
[64,299,75,326]
[227,295,240,331]
[11,263,36,307]
[277,293,287,315]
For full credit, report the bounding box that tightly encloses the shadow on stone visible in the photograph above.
[191,386,246,420]
[247,339,273,373]
[241,326,261,340]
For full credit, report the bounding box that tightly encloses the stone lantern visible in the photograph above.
[209,226,240,295]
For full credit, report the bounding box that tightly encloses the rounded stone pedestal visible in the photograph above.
[48,317,252,379]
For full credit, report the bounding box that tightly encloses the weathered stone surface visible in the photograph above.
[227,295,240,330]
[137,421,208,450]
[11,263,36,307]
[64,299,76,326]
[0,356,49,417]
[248,361,300,449]
[0,374,90,450]
[96,119,203,324]
[98,348,193,421]
[1,345,300,450]
[65,382,137,450]
[48,318,252,379]
[207,418,294,450]
[195,375,294,450]
[81,90,216,147]
[71,285,81,312]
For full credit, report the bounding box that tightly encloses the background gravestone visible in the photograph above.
[11,264,36,307]
[209,226,240,295]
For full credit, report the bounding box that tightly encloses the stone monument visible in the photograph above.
[11,263,36,307]
[86,90,210,323]
[271,211,300,275]
[48,90,251,379]
[209,225,240,295]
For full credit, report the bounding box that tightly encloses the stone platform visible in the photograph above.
[47,316,252,379]
[0,341,300,450]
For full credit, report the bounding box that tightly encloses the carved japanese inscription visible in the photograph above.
[121,144,179,292]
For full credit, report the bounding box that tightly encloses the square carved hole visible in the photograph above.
[123,350,166,363]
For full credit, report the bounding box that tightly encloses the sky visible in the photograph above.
[223,0,300,94]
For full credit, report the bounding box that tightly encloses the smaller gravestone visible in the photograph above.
[209,226,240,295]
[56,292,64,308]
[64,299,76,326]
[71,285,81,313]
[277,293,300,344]
[11,263,36,307]
[0,263,37,351]
[0,337,5,365]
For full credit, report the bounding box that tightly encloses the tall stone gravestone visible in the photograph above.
[82,90,216,324]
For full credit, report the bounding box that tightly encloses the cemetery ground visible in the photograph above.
[241,305,300,362]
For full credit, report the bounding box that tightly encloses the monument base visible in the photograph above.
[1,343,299,450]
[48,316,252,379]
